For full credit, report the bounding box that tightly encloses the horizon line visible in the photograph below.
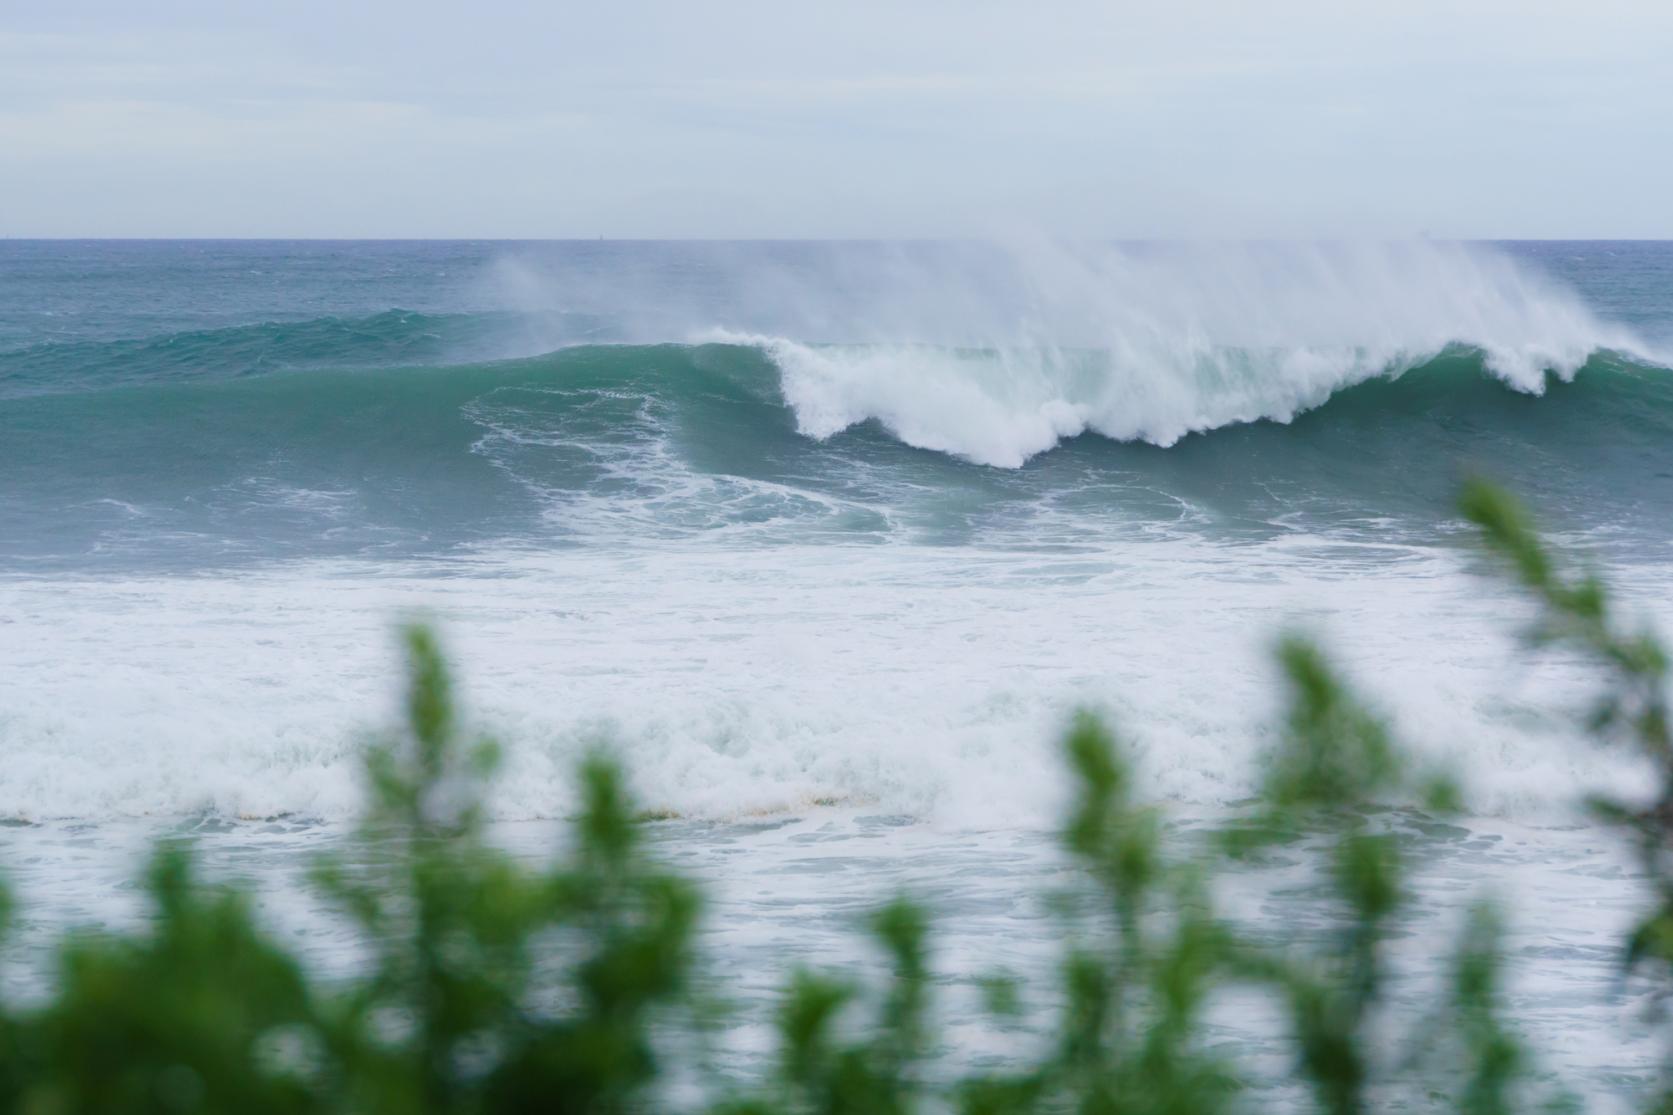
[5,235,1673,244]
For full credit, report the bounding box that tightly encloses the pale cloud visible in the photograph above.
[3,1,1671,237]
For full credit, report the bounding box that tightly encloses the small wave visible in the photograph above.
[0,308,602,399]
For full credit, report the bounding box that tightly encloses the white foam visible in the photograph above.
[702,239,1655,466]
[0,536,1662,826]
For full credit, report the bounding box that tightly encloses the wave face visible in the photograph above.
[2,310,1669,565]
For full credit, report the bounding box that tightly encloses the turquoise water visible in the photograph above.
[3,240,1670,570]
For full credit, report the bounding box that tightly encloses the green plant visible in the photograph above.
[1221,634,1450,1115]
[18,850,321,1114]
[310,624,702,1115]
[1462,478,1673,1104]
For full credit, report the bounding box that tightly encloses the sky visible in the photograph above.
[4,0,1672,239]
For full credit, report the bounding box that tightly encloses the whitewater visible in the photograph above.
[3,238,1673,1100]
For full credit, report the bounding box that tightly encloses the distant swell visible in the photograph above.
[0,309,599,399]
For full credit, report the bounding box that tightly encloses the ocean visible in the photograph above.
[3,238,1672,1098]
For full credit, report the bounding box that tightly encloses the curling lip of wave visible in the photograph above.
[675,237,1664,465]
[3,326,1668,471]
[711,330,1666,468]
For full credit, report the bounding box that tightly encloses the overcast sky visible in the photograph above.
[5,1,1672,238]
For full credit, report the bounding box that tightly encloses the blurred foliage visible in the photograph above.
[1462,477,1673,1105]
[0,480,1666,1112]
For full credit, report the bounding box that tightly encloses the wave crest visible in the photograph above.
[704,239,1657,467]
